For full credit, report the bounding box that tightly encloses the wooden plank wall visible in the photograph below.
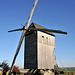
[37,31,56,69]
[24,32,37,69]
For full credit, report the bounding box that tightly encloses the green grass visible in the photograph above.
[58,69,75,71]
[60,74,75,75]
[60,74,68,75]
[20,69,29,71]
[60,74,71,75]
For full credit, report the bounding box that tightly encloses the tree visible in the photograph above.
[0,60,9,75]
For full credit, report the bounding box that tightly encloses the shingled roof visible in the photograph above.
[29,22,55,36]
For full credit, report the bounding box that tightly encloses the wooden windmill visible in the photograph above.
[8,0,67,74]
[24,22,56,69]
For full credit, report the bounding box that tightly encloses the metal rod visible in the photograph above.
[9,0,38,75]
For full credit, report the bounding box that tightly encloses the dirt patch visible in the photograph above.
[20,70,27,73]
[0,70,2,74]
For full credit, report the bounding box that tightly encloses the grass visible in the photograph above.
[60,74,71,75]
[60,74,75,75]
[0,69,75,75]
[20,69,29,71]
[58,69,75,71]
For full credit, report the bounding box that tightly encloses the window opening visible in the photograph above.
[46,37,48,39]
[42,36,44,38]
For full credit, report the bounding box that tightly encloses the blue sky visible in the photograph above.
[0,0,75,68]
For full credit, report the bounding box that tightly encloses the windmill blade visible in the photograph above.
[29,28,67,34]
[8,28,24,32]
[9,0,38,75]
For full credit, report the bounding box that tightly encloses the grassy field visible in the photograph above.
[20,69,29,71]
[20,69,75,71]
[60,74,75,75]
[0,69,75,75]
[60,74,74,75]
[58,69,75,71]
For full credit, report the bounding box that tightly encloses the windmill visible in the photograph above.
[8,0,67,74]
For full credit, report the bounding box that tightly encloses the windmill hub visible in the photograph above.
[23,26,27,30]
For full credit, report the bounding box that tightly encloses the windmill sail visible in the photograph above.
[9,0,38,75]
[8,28,24,32]
[8,27,67,35]
[29,28,67,34]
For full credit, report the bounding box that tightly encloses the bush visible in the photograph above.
[0,60,9,75]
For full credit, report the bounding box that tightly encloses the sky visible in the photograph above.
[0,0,75,68]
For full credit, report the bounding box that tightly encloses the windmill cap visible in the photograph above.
[29,22,55,36]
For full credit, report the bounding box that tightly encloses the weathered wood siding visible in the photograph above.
[24,31,56,69]
[24,32,37,69]
[37,31,56,69]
